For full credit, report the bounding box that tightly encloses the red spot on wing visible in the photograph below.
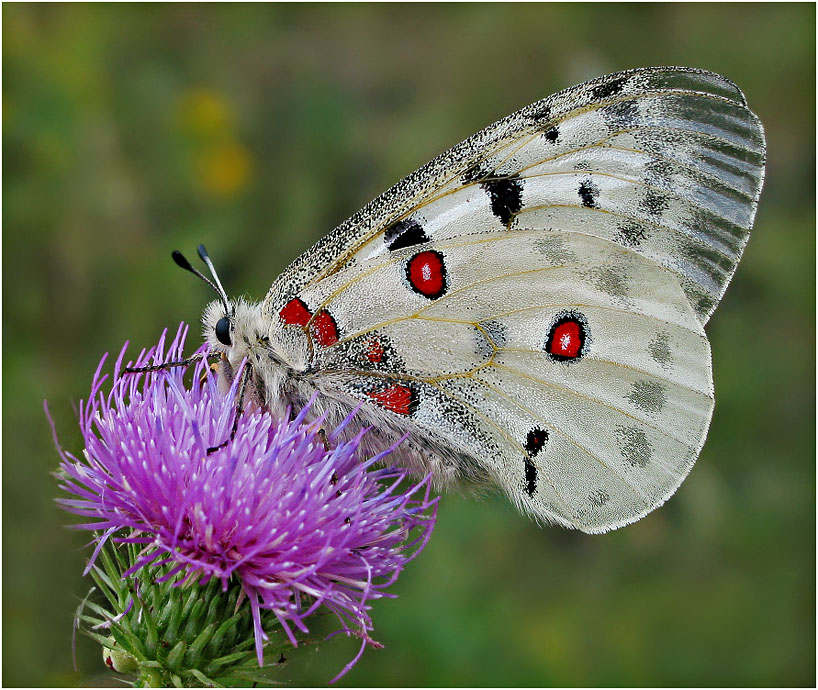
[406,250,447,299]
[366,384,416,416]
[280,298,340,347]
[365,338,384,363]
[549,320,582,358]
[279,297,311,326]
[311,310,339,347]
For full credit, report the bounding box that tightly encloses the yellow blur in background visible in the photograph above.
[177,88,253,198]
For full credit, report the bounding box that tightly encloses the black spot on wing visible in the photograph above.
[626,379,668,416]
[578,178,600,208]
[615,425,652,468]
[481,174,524,226]
[694,292,716,317]
[461,163,490,185]
[523,458,538,497]
[603,99,640,130]
[544,127,559,143]
[647,331,672,369]
[592,76,627,100]
[534,235,578,264]
[588,489,609,507]
[384,218,429,251]
[643,158,675,186]
[479,319,508,348]
[525,428,549,456]
[522,427,548,498]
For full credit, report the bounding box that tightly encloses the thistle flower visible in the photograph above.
[52,323,438,683]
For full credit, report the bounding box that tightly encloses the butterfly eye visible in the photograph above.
[215,316,232,346]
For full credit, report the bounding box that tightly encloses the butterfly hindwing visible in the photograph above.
[276,231,713,532]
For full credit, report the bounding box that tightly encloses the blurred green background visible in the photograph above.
[3,3,814,687]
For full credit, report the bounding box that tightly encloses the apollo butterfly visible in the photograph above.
[179,67,765,533]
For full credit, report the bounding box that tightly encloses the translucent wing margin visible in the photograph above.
[266,67,765,324]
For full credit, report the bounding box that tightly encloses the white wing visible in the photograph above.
[264,67,765,532]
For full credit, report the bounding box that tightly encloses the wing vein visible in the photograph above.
[498,349,713,398]
[299,83,761,287]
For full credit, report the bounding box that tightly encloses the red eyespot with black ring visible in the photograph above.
[545,311,589,362]
[405,250,448,299]
[366,384,418,416]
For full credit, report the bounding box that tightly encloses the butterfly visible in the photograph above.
[176,67,765,533]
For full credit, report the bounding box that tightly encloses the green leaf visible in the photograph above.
[189,667,222,687]
[180,586,200,622]
[142,600,159,658]
[110,622,146,659]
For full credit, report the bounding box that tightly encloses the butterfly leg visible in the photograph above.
[206,362,252,455]
[317,427,331,451]
[120,352,220,376]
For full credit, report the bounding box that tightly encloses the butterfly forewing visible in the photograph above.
[266,67,764,324]
[257,67,764,532]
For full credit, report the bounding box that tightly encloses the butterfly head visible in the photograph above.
[202,293,305,419]
[200,296,269,359]
[174,245,301,414]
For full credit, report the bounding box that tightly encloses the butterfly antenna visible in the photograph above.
[171,248,231,314]
[197,244,231,312]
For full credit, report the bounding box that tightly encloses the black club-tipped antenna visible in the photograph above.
[172,245,231,314]
[196,244,230,305]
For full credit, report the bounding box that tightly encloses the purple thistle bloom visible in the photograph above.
[53,323,438,680]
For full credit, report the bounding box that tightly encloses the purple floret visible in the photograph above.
[53,323,437,678]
